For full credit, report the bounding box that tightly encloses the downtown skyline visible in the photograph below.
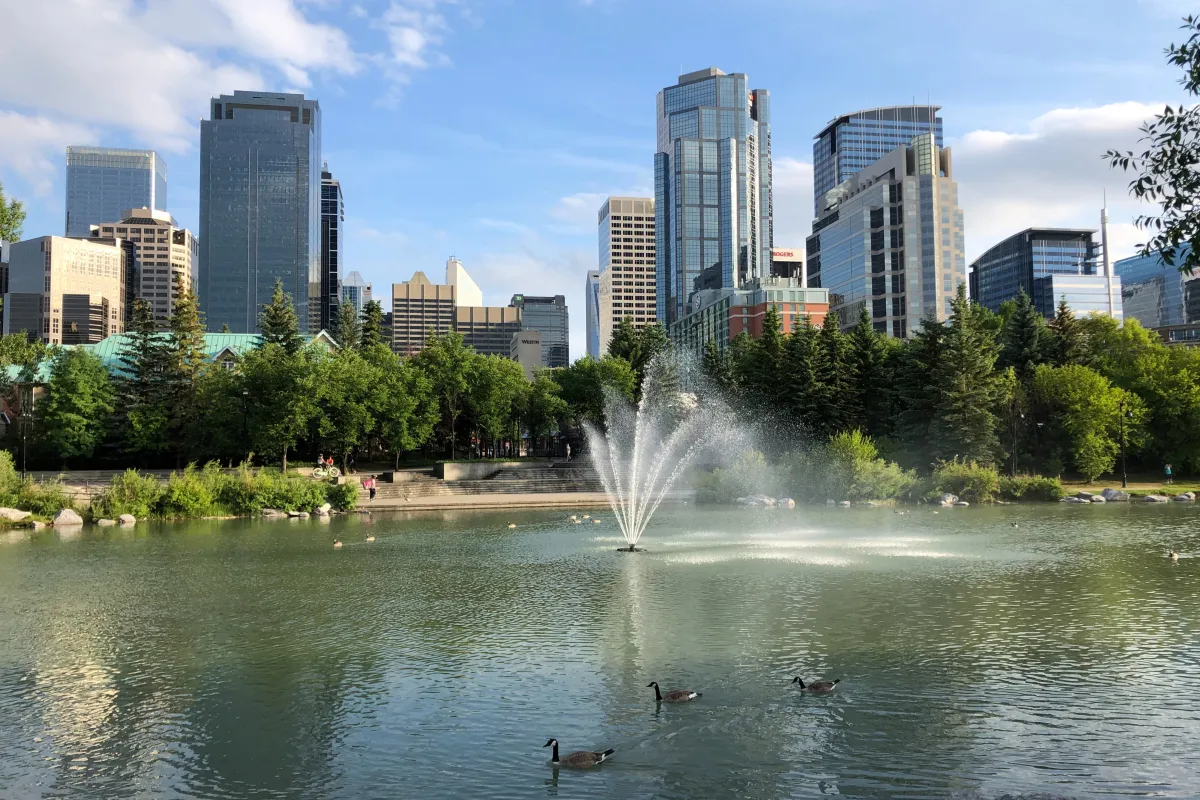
[0,0,1191,358]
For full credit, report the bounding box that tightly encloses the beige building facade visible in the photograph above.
[391,271,456,356]
[597,196,655,356]
[94,208,198,326]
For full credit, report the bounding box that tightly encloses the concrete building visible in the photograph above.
[341,270,372,314]
[671,277,829,356]
[813,106,943,216]
[65,147,166,239]
[806,133,966,336]
[0,240,9,330]
[1116,244,1194,340]
[3,236,126,344]
[446,257,482,307]
[319,163,344,333]
[91,208,198,326]
[456,306,522,357]
[969,227,1121,321]
[770,248,804,281]
[391,271,455,356]
[598,196,656,355]
[585,270,601,360]
[655,68,772,326]
[199,91,321,333]
[510,294,568,368]
[510,329,542,380]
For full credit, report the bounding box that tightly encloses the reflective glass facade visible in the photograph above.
[969,229,1111,318]
[65,147,166,238]
[509,294,569,368]
[341,271,372,315]
[655,68,772,326]
[1116,246,1199,329]
[199,91,321,333]
[813,107,942,216]
[585,270,600,360]
[320,165,343,332]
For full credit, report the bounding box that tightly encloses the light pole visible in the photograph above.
[19,386,34,479]
[1012,411,1025,477]
[1119,399,1130,489]
[242,389,250,465]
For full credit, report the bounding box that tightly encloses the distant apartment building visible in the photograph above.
[671,276,829,356]
[807,133,966,336]
[598,196,656,355]
[3,236,126,344]
[65,147,167,238]
[456,306,522,357]
[813,106,942,216]
[510,294,568,368]
[1116,244,1195,343]
[585,270,601,360]
[391,271,455,356]
[341,271,372,314]
[969,227,1121,321]
[319,163,344,332]
[91,208,198,326]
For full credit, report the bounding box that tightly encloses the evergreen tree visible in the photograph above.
[1048,297,1084,367]
[701,339,735,393]
[166,289,210,462]
[815,316,855,438]
[750,305,786,411]
[847,307,891,438]
[259,278,304,355]
[999,289,1051,384]
[895,312,946,468]
[783,317,828,436]
[360,300,385,350]
[929,285,1005,464]
[220,323,231,333]
[333,299,362,350]
[38,349,115,466]
[117,298,171,460]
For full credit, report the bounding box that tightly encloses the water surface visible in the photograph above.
[1,504,1198,799]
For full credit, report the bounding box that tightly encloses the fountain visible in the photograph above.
[585,353,742,551]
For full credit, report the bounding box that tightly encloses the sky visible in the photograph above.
[0,0,1194,359]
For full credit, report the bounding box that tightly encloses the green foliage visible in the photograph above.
[259,278,304,355]
[315,349,378,466]
[927,458,1002,504]
[783,318,828,435]
[0,181,26,242]
[333,299,362,350]
[702,450,771,504]
[555,354,636,426]
[413,331,474,457]
[92,469,165,518]
[467,355,529,444]
[17,479,77,517]
[360,300,385,350]
[1048,298,1084,367]
[160,464,217,517]
[848,307,894,438]
[783,430,916,503]
[999,475,1066,502]
[0,450,22,504]
[117,298,171,459]
[165,289,210,461]
[700,339,735,393]
[999,290,1050,385]
[324,481,360,511]
[38,348,116,464]
[367,345,437,468]
[607,319,671,398]
[240,344,319,469]
[894,313,944,468]
[525,372,568,452]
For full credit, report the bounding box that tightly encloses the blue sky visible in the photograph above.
[0,0,1192,357]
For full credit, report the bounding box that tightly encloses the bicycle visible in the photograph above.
[313,465,341,479]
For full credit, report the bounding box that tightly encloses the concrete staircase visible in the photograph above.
[359,457,604,503]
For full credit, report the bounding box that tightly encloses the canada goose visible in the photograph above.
[573,519,581,524]
[583,514,590,519]
[1011,523,1019,528]
[366,535,375,542]
[508,523,517,529]
[792,677,840,694]
[543,739,613,768]
[333,540,343,549]
[1169,550,1179,561]
[647,681,701,702]
[594,519,601,524]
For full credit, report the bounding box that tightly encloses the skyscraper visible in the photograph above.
[391,272,455,356]
[199,91,321,333]
[320,163,344,332]
[91,208,198,327]
[509,294,568,368]
[65,147,166,238]
[813,106,942,215]
[598,196,656,354]
[585,270,600,360]
[654,68,772,327]
[1116,245,1195,335]
[807,133,965,336]
[341,270,372,315]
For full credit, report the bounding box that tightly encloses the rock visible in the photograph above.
[953,500,970,507]
[314,508,330,517]
[318,503,332,514]
[839,500,851,507]
[262,508,284,517]
[287,510,302,518]
[118,514,136,525]
[1172,493,1194,502]
[29,521,46,530]
[1063,497,1090,504]
[937,493,958,506]
[0,507,31,522]
[778,498,796,509]
[1075,491,1095,500]
[297,512,310,519]
[96,518,117,526]
[1101,488,1131,501]
[1090,496,1107,503]
[863,500,881,508]
[825,499,836,506]
[1144,494,1170,503]
[52,509,83,526]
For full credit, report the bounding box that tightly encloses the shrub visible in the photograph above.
[325,481,359,511]
[999,475,1065,502]
[159,465,218,518]
[927,458,1001,504]
[703,450,771,503]
[91,469,164,518]
[780,431,916,503]
[0,450,22,506]
[17,479,77,517]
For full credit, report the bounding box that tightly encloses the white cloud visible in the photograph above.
[953,101,1161,261]
[0,112,96,195]
[371,0,454,104]
[549,190,650,233]
[772,157,814,254]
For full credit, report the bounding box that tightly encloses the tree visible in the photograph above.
[895,313,946,467]
[999,289,1051,385]
[525,372,567,455]
[366,346,437,468]
[116,298,171,460]
[1047,298,1084,367]
[1106,14,1200,275]
[333,299,361,351]
[38,349,115,465]
[360,300,385,350]
[165,289,210,463]
[555,355,637,426]
[259,278,304,355]
[220,323,231,334]
[239,345,319,470]
[412,331,474,458]
[741,305,786,412]
[467,356,528,455]
[847,307,892,438]
[700,339,735,394]
[316,349,378,470]
[783,317,828,437]
[815,316,855,438]
[0,182,26,242]
[608,319,671,397]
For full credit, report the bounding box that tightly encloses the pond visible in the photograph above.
[1,504,1198,799]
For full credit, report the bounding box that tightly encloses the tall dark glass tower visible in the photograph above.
[320,163,343,333]
[199,91,321,333]
[654,67,772,327]
[813,106,942,215]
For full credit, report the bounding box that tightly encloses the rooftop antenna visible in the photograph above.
[1101,191,1117,318]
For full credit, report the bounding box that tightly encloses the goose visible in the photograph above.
[594,519,602,524]
[1169,550,1179,561]
[366,535,376,542]
[543,739,613,768]
[508,523,517,529]
[647,681,701,703]
[333,540,343,549]
[792,676,840,694]
[583,514,591,519]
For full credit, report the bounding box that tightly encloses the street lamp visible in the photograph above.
[19,386,35,479]
[1012,412,1026,477]
[1119,399,1131,489]
[242,389,250,463]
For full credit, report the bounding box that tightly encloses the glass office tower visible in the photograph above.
[585,270,600,360]
[654,67,772,327]
[320,163,344,332]
[199,91,321,333]
[510,294,569,368]
[65,147,166,238]
[1116,245,1196,330]
[813,106,942,216]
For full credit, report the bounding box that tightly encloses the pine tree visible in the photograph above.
[815,315,855,438]
[784,316,828,437]
[999,289,1050,385]
[360,300,385,350]
[701,338,734,393]
[166,289,210,463]
[220,323,231,333]
[333,299,361,350]
[847,306,890,438]
[259,278,304,355]
[1048,297,1084,367]
[117,298,171,460]
[895,312,946,469]
[747,304,786,411]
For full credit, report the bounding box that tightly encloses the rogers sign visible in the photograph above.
[772,250,799,259]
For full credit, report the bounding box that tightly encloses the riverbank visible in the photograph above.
[358,491,614,512]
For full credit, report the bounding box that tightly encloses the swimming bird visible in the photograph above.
[543,739,614,768]
[1169,550,1179,561]
[333,540,343,549]
[792,677,840,694]
[594,519,601,524]
[366,535,376,542]
[647,681,701,703]
[583,514,590,519]
[508,523,517,529]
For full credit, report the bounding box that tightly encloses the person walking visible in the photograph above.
[367,475,377,502]
[566,443,572,462]
[1165,463,1174,485]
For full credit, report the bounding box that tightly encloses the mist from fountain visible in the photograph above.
[584,352,744,551]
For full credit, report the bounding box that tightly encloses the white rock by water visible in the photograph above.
[1101,488,1131,501]
[839,500,852,507]
[318,503,332,513]
[1172,493,1195,502]
[52,509,83,526]
[297,511,310,519]
[1090,496,1107,503]
[29,520,46,530]
[96,518,117,526]
[937,493,959,506]
[0,508,31,522]
[953,500,970,507]
[1062,497,1090,504]
[1075,491,1096,501]
[1144,494,1170,503]
[118,514,136,525]
[779,498,796,509]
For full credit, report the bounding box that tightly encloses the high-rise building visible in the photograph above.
[65,147,167,239]
[671,276,829,357]
[585,270,601,360]
[456,306,522,357]
[510,330,542,380]
[1116,244,1194,341]
[0,240,10,332]
[391,271,455,356]
[199,91,321,333]
[3,236,126,344]
[91,208,198,327]
[446,257,483,307]
[813,106,942,216]
[598,197,656,354]
[770,248,804,282]
[510,294,568,368]
[341,270,372,315]
[320,163,344,333]
[654,68,772,327]
[807,133,966,336]
[969,228,1121,320]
